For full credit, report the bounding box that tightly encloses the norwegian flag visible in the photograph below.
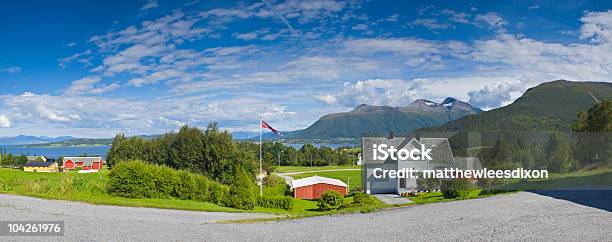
[261,120,282,136]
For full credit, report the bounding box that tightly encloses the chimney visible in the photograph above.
[388,131,394,139]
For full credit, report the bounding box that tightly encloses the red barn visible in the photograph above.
[63,157,103,171]
[291,176,348,199]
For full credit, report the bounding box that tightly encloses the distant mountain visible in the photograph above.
[231,131,259,140]
[0,135,76,146]
[415,80,612,133]
[17,134,161,147]
[290,97,482,139]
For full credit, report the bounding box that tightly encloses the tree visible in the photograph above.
[226,165,256,210]
[572,100,612,167]
[544,131,573,173]
[490,138,511,166]
[17,155,28,166]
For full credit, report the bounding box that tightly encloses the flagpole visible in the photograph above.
[259,116,263,196]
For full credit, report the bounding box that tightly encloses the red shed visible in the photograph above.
[62,157,103,171]
[291,176,348,199]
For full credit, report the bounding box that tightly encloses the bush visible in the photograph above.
[317,190,344,211]
[193,175,211,202]
[175,170,197,200]
[416,177,441,192]
[264,175,285,187]
[226,166,256,210]
[108,161,157,198]
[256,196,294,210]
[108,160,229,205]
[209,182,230,205]
[440,179,473,199]
[153,165,180,198]
[477,178,502,195]
[352,192,380,206]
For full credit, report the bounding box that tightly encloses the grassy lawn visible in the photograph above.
[501,167,612,190]
[0,168,371,217]
[275,165,360,173]
[4,166,607,222]
[289,170,362,191]
[0,168,244,213]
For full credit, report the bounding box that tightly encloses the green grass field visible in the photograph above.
[289,170,362,191]
[275,165,360,173]
[0,168,373,218]
[501,167,612,190]
[3,166,608,221]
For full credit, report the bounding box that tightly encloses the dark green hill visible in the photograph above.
[416,80,612,133]
[292,97,481,139]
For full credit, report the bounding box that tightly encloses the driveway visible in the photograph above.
[1,192,610,241]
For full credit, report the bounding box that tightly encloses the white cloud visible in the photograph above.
[412,18,452,30]
[141,0,158,11]
[0,115,10,128]
[1,66,22,74]
[467,80,527,110]
[580,10,612,43]
[342,38,467,70]
[315,79,426,107]
[475,12,507,28]
[66,76,119,95]
[200,0,347,25]
[385,14,399,22]
[36,105,72,122]
[441,9,471,24]
[352,23,369,31]
[58,49,92,68]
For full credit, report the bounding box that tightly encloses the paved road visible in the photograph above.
[1,192,611,241]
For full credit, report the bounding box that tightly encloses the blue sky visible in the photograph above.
[0,0,611,137]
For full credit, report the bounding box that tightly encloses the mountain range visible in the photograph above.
[276,97,482,139]
[6,80,610,146]
[0,135,76,146]
[415,80,612,133]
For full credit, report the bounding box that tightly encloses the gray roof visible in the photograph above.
[23,161,55,167]
[361,137,455,164]
[420,138,454,163]
[63,157,102,166]
[26,156,46,162]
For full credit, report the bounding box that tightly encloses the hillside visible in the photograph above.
[0,135,76,146]
[415,80,612,133]
[291,97,481,139]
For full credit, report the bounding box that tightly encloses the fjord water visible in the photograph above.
[3,143,355,160]
[4,146,111,159]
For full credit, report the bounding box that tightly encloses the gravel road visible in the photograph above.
[1,192,610,241]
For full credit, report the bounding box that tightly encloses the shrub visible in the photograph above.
[416,177,441,192]
[317,190,344,211]
[264,175,285,187]
[226,166,256,210]
[440,178,473,199]
[175,170,197,200]
[108,160,230,205]
[108,161,157,198]
[209,182,230,205]
[256,196,294,210]
[153,165,180,198]
[352,192,380,206]
[193,175,211,202]
[477,178,512,195]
